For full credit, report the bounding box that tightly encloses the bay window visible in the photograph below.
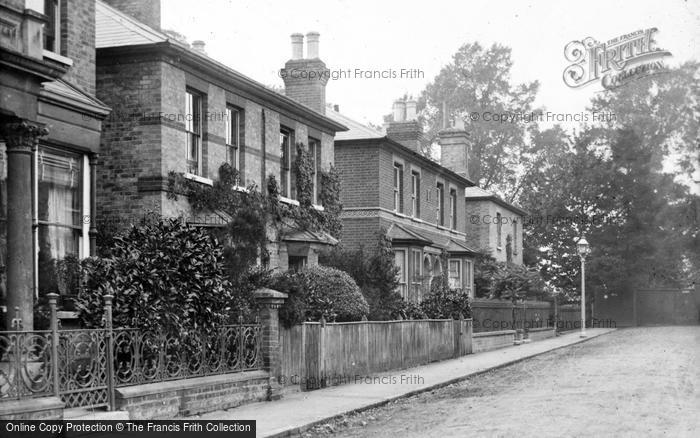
[394,249,407,299]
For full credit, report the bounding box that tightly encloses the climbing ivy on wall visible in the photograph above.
[167,141,343,271]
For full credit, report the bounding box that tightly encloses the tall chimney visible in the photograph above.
[405,97,417,121]
[439,119,471,180]
[291,33,304,60]
[281,32,329,114]
[386,97,425,152]
[306,31,320,58]
[392,99,406,122]
[103,0,161,30]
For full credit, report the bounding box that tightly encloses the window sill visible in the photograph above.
[42,50,73,66]
[280,196,300,206]
[184,173,213,186]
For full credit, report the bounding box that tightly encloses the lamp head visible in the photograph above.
[577,237,590,257]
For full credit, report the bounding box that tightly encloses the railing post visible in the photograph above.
[238,315,245,371]
[104,294,116,410]
[253,288,288,401]
[47,293,60,398]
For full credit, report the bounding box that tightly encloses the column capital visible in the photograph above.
[1,119,48,151]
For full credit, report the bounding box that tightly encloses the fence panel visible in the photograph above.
[0,330,54,401]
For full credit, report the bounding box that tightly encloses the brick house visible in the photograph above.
[328,98,478,301]
[1,0,110,328]
[94,1,346,271]
[463,187,526,265]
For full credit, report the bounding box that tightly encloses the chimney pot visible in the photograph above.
[393,99,406,122]
[192,40,206,55]
[291,33,304,60]
[306,31,320,58]
[405,98,417,121]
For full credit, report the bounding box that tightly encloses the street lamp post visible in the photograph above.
[577,237,590,338]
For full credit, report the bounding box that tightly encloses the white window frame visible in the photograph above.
[497,212,502,249]
[308,138,320,204]
[186,90,203,176]
[512,220,518,254]
[448,258,462,289]
[43,0,61,54]
[226,106,241,173]
[393,163,403,213]
[394,249,408,299]
[411,171,420,218]
[411,249,422,285]
[280,128,293,199]
[449,188,457,230]
[436,182,445,226]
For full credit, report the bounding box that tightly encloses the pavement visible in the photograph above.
[189,328,616,437]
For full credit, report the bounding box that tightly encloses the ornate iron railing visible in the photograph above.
[0,294,262,410]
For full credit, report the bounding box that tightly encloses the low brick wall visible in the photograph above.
[526,327,556,342]
[472,330,516,353]
[0,397,64,420]
[115,370,270,419]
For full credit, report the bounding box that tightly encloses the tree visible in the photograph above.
[417,42,540,197]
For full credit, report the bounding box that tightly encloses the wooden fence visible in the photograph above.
[279,319,473,390]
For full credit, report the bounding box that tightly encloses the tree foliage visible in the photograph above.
[418,42,540,197]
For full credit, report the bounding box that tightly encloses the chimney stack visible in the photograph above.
[386,97,425,152]
[103,0,161,30]
[192,40,206,55]
[439,117,471,180]
[281,31,330,114]
[291,33,304,60]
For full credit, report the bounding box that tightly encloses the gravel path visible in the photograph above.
[303,327,700,438]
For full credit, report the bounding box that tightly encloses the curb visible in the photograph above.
[266,328,616,437]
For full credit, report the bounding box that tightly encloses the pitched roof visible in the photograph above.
[464,187,528,215]
[40,79,110,115]
[96,1,169,48]
[325,106,385,140]
[386,224,433,245]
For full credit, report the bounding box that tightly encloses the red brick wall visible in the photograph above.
[335,144,379,208]
[61,0,96,95]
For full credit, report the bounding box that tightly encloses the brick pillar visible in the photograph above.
[254,287,288,400]
[1,118,47,330]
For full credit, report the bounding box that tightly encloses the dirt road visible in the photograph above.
[304,327,700,437]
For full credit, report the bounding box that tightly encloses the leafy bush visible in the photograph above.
[272,265,369,327]
[421,276,472,319]
[76,217,251,333]
[489,263,546,302]
[474,249,500,298]
[320,229,405,320]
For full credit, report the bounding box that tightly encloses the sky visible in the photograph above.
[162,0,700,128]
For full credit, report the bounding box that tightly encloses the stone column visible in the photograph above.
[1,119,47,330]
[254,287,288,400]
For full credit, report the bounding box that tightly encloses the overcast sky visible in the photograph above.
[162,0,699,130]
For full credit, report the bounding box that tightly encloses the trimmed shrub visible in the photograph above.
[76,217,253,333]
[319,229,404,320]
[272,265,369,327]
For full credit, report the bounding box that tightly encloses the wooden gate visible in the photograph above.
[635,288,699,326]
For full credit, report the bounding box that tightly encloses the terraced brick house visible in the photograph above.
[93,1,346,271]
[1,0,110,329]
[328,98,478,301]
